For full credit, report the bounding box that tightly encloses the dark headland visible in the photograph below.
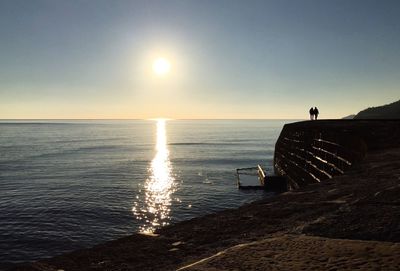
[12,120,400,271]
[354,100,400,119]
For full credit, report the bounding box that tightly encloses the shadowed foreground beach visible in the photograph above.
[12,121,400,271]
[178,235,400,271]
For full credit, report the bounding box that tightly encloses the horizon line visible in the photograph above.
[0,118,305,121]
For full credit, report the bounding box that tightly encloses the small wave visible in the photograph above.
[0,145,123,164]
[74,145,120,152]
[54,138,122,144]
[169,142,235,146]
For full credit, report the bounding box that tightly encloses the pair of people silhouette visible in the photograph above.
[309,107,319,120]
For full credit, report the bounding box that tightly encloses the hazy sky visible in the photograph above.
[1,0,399,119]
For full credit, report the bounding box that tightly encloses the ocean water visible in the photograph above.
[0,119,289,266]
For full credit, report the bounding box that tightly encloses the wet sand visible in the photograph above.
[13,146,400,270]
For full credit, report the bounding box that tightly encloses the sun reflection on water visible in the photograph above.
[132,119,176,233]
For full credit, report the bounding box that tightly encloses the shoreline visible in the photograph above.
[12,120,400,270]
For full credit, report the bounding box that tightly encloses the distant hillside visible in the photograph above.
[354,100,400,119]
[342,114,355,119]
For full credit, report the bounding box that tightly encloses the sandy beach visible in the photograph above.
[178,235,400,271]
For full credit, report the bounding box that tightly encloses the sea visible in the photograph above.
[0,119,292,266]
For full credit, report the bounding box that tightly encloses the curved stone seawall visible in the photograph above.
[274,120,400,189]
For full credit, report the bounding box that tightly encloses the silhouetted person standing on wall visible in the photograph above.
[314,107,319,120]
[309,107,314,120]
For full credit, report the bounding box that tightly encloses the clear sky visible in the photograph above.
[1,0,399,119]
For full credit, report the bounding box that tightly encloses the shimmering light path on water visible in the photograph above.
[133,119,176,233]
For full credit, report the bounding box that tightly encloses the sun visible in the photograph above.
[153,58,171,76]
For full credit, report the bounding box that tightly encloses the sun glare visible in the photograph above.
[153,58,171,75]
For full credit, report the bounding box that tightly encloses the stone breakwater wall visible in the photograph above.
[274,120,400,190]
